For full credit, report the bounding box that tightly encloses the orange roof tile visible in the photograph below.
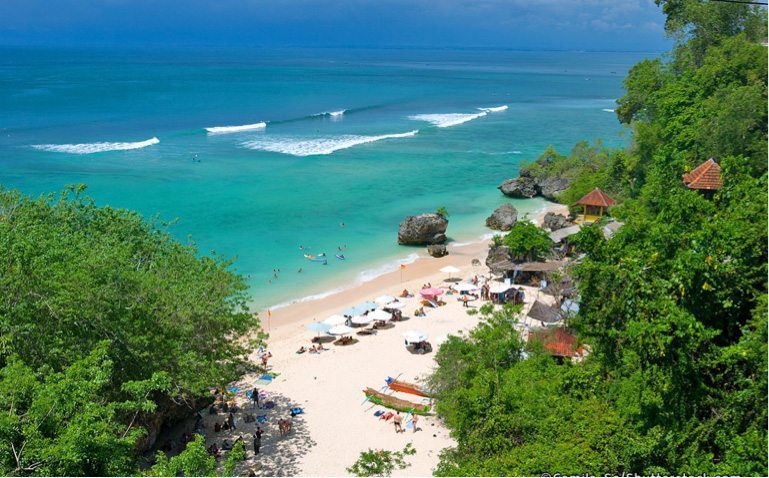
[682,158,722,190]
[529,328,579,358]
[574,187,616,208]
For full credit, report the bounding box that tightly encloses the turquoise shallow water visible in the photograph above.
[0,47,650,309]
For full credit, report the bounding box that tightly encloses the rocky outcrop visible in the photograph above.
[498,170,571,201]
[485,245,514,274]
[498,176,538,198]
[427,244,448,258]
[486,204,518,231]
[542,212,572,231]
[398,213,448,245]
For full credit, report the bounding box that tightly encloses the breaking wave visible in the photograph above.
[32,137,160,154]
[313,109,346,118]
[408,112,487,128]
[478,105,508,112]
[602,108,615,113]
[205,122,266,134]
[242,130,418,156]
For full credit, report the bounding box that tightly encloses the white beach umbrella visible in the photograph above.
[328,324,354,336]
[402,330,429,344]
[384,300,405,309]
[374,295,396,306]
[489,283,511,294]
[368,309,392,321]
[453,282,479,294]
[350,315,373,326]
[324,314,347,326]
[440,265,461,281]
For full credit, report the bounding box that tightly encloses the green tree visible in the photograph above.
[501,221,552,262]
[347,443,416,477]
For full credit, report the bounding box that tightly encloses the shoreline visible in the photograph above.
[211,199,568,476]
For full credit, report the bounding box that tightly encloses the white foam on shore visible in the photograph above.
[32,137,159,154]
[478,105,508,112]
[205,122,266,134]
[269,252,421,311]
[408,112,487,128]
[602,108,615,113]
[242,130,418,156]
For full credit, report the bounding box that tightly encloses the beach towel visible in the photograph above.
[373,411,385,417]
[290,407,304,416]
[381,412,394,421]
[227,386,240,394]
[256,415,267,423]
[255,375,273,386]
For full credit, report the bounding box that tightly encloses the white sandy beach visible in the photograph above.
[206,202,568,476]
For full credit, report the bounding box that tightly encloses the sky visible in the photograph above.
[0,0,671,51]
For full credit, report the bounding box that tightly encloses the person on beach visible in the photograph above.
[401,289,410,298]
[253,428,263,454]
[393,413,403,433]
[251,387,259,409]
[411,412,419,433]
[462,295,469,308]
[227,412,236,430]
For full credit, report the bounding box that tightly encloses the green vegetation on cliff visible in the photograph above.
[0,185,263,475]
[431,1,767,475]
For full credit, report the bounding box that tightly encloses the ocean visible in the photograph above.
[0,46,650,310]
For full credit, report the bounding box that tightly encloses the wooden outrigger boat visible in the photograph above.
[385,377,431,397]
[362,387,431,415]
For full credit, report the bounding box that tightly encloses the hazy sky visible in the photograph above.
[0,0,670,51]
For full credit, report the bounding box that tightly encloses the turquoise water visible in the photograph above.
[0,47,649,309]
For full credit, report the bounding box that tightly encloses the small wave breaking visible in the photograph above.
[478,105,508,113]
[242,130,418,156]
[205,122,266,134]
[408,112,487,128]
[313,109,346,118]
[32,137,159,154]
[602,108,615,113]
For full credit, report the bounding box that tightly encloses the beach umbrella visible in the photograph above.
[306,322,331,333]
[440,265,460,281]
[357,301,378,313]
[384,300,405,310]
[324,314,347,326]
[420,287,444,298]
[350,315,373,326]
[402,330,429,344]
[374,295,396,306]
[452,282,478,294]
[368,309,392,321]
[328,324,354,336]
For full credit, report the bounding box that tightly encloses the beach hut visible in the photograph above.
[527,300,561,325]
[528,328,583,362]
[682,158,722,197]
[574,187,615,223]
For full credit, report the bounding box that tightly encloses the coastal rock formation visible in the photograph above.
[486,204,518,231]
[427,244,448,257]
[397,213,448,245]
[538,177,571,201]
[542,212,572,231]
[485,244,514,274]
[498,176,538,198]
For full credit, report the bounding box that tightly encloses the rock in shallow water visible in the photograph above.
[427,244,448,257]
[486,203,518,231]
[498,176,538,198]
[398,213,448,245]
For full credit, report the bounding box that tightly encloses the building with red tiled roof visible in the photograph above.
[528,328,583,359]
[682,158,722,191]
[574,187,615,222]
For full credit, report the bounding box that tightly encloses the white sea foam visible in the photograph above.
[269,253,421,310]
[408,112,487,128]
[242,130,418,156]
[32,137,159,154]
[478,105,508,112]
[314,109,346,118]
[602,108,615,113]
[205,122,266,134]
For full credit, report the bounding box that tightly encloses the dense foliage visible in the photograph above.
[346,443,416,477]
[0,185,263,475]
[431,1,767,475]
[499,221,553,262]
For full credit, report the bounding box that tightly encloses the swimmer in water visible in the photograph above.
[298,268,303,273]
[340,222,345,227]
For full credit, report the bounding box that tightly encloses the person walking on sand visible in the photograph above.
[393,413,403,433]
[227,412,236,430]
[411,412,419,433]
[251,387,259,409]
[253,427,263,454]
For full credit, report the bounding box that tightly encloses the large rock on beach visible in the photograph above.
[486,204,518,231]
[542,212,571,231]
[398,213,448,245]
[485,245,514,274]
[538,177,571,201]
[427,244,448,258]
[498,176,538,198]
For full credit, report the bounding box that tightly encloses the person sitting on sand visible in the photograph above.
[317,342,326,350]
[297,346,307,354]
[401,289,410,298]
[309,345,318,353]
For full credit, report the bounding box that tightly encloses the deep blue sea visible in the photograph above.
[0,47,651,310]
